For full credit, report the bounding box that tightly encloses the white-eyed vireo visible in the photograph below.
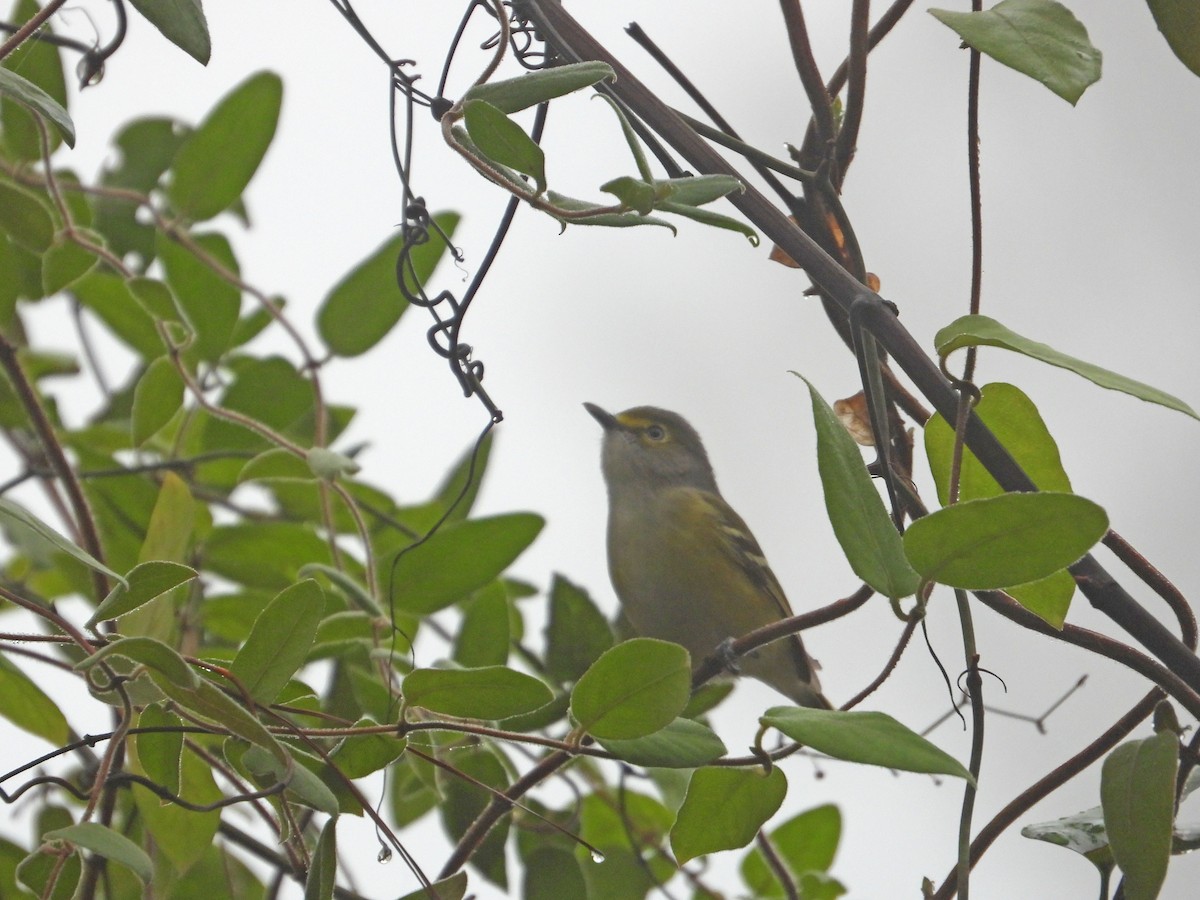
[585,403,831,709]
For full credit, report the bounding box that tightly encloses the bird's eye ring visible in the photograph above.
[645,424,666,441]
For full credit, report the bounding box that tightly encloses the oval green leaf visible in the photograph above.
[131,356,184,446]
[463,99,546,194]
[801,377,920,599]
[403,666,553,720]
[671,767,788,864]
[762,707,974,781]
[168,71,282,221]
[904,491,1108,590]
[0,655,70,745]
[1101,731,1178,900]
[929,0,1101,105]
[925,382,1072,503]
[389,513,543,615]
[230,579,325,704]
[544,573,614,683]
[570,638,691,740]
[317,213,460,357]
[88,560,197,625]
[935,314,1198,420]
[44,823,152,884]
[598,716,727,768]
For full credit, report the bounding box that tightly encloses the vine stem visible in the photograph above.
[0,335,110,602]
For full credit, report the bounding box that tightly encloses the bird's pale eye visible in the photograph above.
[645,424,666,441]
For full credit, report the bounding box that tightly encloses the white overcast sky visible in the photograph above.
[5,1,1200,898]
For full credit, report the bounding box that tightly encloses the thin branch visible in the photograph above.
[0,0,69,60]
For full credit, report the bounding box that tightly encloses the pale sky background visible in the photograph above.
[4,1,1200,898]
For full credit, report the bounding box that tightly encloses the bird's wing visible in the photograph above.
[674,487,819,683]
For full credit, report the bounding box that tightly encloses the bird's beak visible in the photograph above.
[583,402,618,432]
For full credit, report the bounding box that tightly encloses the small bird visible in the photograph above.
[585,403,831,709]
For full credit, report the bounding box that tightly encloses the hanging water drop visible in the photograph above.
[377,845,393,864]
[590,850,606,864]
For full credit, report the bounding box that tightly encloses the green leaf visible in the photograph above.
[454,581,511,667]
[437,748,509,887]
[598,716,727,768]
[924,382,1077,626]
[317,212,460,357]
[71,272,161,358]
[242,744,341,815]
[389,513,543,614]
[544,574,614,683]
[42,233,101,294]
[304,817,337,900]
[128,0,211,65]
[0,181,54,252]
[403,666,553,720]
[463,61,615,113]
[1147,0,1200,76]
[230,579,325,704]
[44,823,152,884]
[935,314,1198,420]
[925,382,1072,503]
[928,0,1101,105]
[396,871,468,900]
[154,675,287,766]
[131,749,220,873]
[463,100,547,193]
[524,847,587,900]
[88,560,196,625]
[800,376,920,599]
[0,655,70,745]
[1004,569,1076,630]
[156,232,241,361]
[329,719,406,779]
[570,638,692,740]
[671,767,788,864]
[0,67,74,147]
[741,804,842,897]
[134,704,183,796]
[203,521,332,590]
[903,492,1108,590]
[657,200,759,244]
[131,356,185,446]
[77,636,197,688]
[168,71,282,220]
[762,707,974,781]
[1101,731,1178,900]
[0,497,127,588]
